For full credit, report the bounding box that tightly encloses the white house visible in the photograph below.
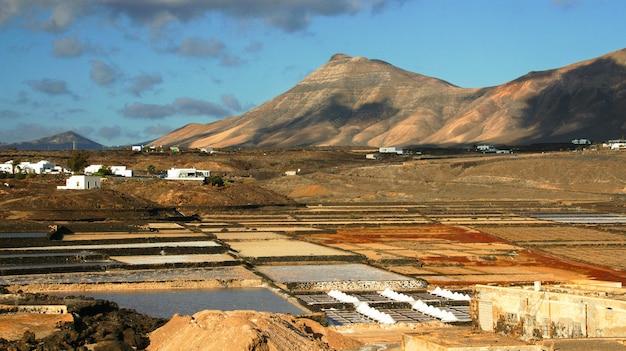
[57,175,101,190]
[379,147,403,155]
[18,160,56,174]
[572,138,591,145]
[2,160,66,174]
[84,164,133,177]
[476,144,497,153]
[84,165,103,174]
[0,161,14,174]
[110,166,133,177]
[131,145,143,152]
[166,168,210,180]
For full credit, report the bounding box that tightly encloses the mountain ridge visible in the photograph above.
[0,131,106,151]
[153,48,626,148]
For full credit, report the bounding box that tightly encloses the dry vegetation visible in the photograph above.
[2,148,626,222]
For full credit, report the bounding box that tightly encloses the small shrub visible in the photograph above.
[204,175,225,187]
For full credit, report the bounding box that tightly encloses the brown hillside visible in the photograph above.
[152,49,626,148]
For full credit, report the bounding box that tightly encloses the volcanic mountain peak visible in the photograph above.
[298,53,457,90]
[2,131,106,151]
[152,48,626,148]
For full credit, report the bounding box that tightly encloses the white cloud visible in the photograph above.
[128,73,163,96]
[97,125,122,140]
[53,36,102,57]
[171,37,225,57]
[121,102,175,120]
[26,78,72,95]
[121,97,232,120]
[1,0,401,33]
[90,60,121,86]
[172,97,230,117]
[52,36,83,57]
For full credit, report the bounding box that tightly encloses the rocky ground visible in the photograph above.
[0,289,167,351]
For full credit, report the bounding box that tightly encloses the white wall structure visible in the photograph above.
[84,165,103,174]
[474,282,626,340]
[2,160,69,174]
[110,166,133,177]
[166,168,210,180]
[18,160,56,174]
[572,138,591,145]
[57,175,101,190]
[379,147,403,154]
[0,161,14,174]
[476,144,497,153]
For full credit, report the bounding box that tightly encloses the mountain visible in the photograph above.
[152,49,626,148]
[1,131,106,150]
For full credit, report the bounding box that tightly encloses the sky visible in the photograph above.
[1,0,625,147]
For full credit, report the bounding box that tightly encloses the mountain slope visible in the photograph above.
[1,131,106,150]
[153,49,626,148]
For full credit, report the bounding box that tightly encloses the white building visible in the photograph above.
[110,166,133,177]
[57,175,101,190]
[84,165,103,174]
[84,164,133,177]
[18,160,56,174]
[476,144,497,153]
[572,138,591,145]
[0,161,14,174]
[166,168,210,180]
[379,147,403,155]
[2,160,67,174]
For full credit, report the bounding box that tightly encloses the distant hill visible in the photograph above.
[152,48,626,148]
[1,131,106,150]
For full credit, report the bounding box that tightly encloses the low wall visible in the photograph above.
[474,284,626,340]
[0,304,68,314]
[286,279,428,292]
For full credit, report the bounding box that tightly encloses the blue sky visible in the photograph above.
[1,0,624,147]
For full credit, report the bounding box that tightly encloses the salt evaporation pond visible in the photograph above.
[0,232,47,239]
[53,288,307,319]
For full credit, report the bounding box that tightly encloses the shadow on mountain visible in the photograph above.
[240,94,400,147]
[519,57,626,143]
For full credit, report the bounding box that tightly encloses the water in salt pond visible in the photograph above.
[53,288,306,319]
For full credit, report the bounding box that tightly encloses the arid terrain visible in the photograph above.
[2,146,626,350]
[3,146,626,219]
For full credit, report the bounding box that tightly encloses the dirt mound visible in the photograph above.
[148,310,363,351]
[109,179,298,209]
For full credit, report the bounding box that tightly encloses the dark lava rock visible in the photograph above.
[0,293,167,351]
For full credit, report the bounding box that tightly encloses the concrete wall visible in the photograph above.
[403,336,540,351]
[57,175,101,190]
[474,284,626,340]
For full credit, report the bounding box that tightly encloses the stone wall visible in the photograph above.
[286,279,428,292]
[474,284,626,340]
